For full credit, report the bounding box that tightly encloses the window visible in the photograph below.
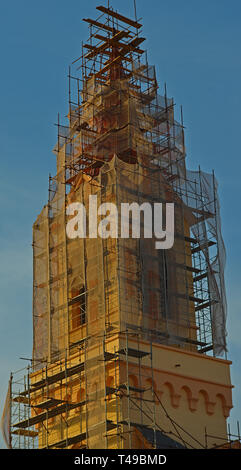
[70,284,86,329]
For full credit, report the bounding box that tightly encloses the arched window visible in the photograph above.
[69,281,86,329]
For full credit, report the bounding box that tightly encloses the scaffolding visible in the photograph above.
[7,332,239,449]
[32,5,227,366]
[3,5,232,450]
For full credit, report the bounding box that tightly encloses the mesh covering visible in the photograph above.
[33,69,227,364]
[177,170,227,355]
[33,206,49,363]
[28,12,229,449]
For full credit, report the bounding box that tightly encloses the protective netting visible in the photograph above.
[28,40,229,449]
[176,170,227,355]
[33,206,49,363]
[116,156,198,346]
[33,61,227,372]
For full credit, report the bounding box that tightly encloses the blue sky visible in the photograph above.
[0,0,241,448]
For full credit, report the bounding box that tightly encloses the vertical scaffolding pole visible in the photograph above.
[199,166,212,352]
[114,345,120,448]
[65,352,68,447]
[27,366,31,449]
[150,341,157,449]
[103,336,108,449]
[46,201,51,364]
[84,340,89,449]
[64,145,70,356]
[45,365,49,448]
[9,373,13,450]
[137,334,143,426]
[125,331,132,448]
[212,169,226,358]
